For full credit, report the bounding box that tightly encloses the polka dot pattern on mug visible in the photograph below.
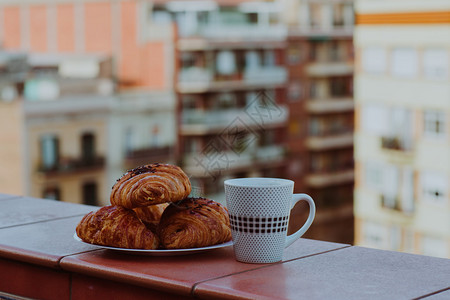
[233,233,286,263]
[225,185,292,216]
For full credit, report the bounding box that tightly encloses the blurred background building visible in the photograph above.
[284,0,355,244]
[0,0,355,245]
[0,0,448,257]
[0,0,177,205]
[353,0,450,258]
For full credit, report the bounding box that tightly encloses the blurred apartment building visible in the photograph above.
[154,1,290,201]
[0,51,176,205]
[0,0,177,204]
[0,52,114,205]
[283,0,355,244]
[353,0,450,258]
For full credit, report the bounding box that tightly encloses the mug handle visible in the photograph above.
[285,193,316,248]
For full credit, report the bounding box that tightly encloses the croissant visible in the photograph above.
[158,197,232,249]
[110,163,191,209]
[133,203,169,231]
[76,205,159,249]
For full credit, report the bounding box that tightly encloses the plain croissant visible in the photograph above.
[158,197,232,249]
[76,205,159,249]
[110,163,191,209]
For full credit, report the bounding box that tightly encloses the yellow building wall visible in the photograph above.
[27,115,108,205]
[0,101,25,196]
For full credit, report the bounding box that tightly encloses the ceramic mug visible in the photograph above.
[224,178,316,263]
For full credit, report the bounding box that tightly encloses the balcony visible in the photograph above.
[289,25,353,39]
[243,67,288,85]
[381,136,412,152]
[124,146,174,167]
[306,62,354,77]
[37,156,105,177]
[306,98,354,114]
[183,145,286,178]
[381,195,414,216]
[306,132,354,150]
[180,106,288,135]
[177,66,287,93]
[305,169,354,188]
[0,193,448,299]
[177,24,287,51]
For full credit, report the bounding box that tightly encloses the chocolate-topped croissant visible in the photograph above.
[133,203,169,231]
[76,205,159,249]
[158,197,232,249]
[110,163,191,209]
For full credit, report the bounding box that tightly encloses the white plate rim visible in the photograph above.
[73,232,233,256]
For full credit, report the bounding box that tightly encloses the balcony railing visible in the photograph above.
[37,156,105,176]
[305,169,354,188]
[381,136,413,152]
[243,67,288,85]
[125,146,174,166]
[183,145,286,177]
[306,132,354,150]
[306,62,354,77]
[306,98,354,113]
[381,194,414,215]
[177,66,287,93]
[179,24,287,41]
[181,106,288,134]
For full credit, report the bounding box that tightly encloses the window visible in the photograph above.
[330,76,350,97]
[245,51,260,71]
[217,93,236,109]
[363,105,413,150]
[151,7,172,25]
[374,163,415,213]
[332,3,344,26]
[363,221,388,249]
[424,110,446,138]
[40,134,59,170]
[42,186,61,201]
[422,235,448,258]
[403,228,415,254]
[328,41,340,61]
[81,132,95,163]
[263,50,275,67]
[308,81,319,98]
[287,46,301,65]
[83,182,98,206]
[365,161,384,191]
[216,51,236,75]
[289,119,302,137]
[288,83,302,102]
[391,48,418,78]
[389,225,402,251]
[150,125,160,146]
[308,3,322,29]
[421,171,448,205]
[124,127,136,153]
[423,49,448,80]
[362,47,386,74]
[361,104,389,135]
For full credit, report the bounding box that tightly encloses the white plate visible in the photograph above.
[73,233,233,256]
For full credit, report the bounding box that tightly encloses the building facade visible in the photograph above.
[1,0,359,245]
[0,0,177,204]
[283,0,355,244]
[0,52,114,205]
[152,1,290,203]
[353,0,450,258]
